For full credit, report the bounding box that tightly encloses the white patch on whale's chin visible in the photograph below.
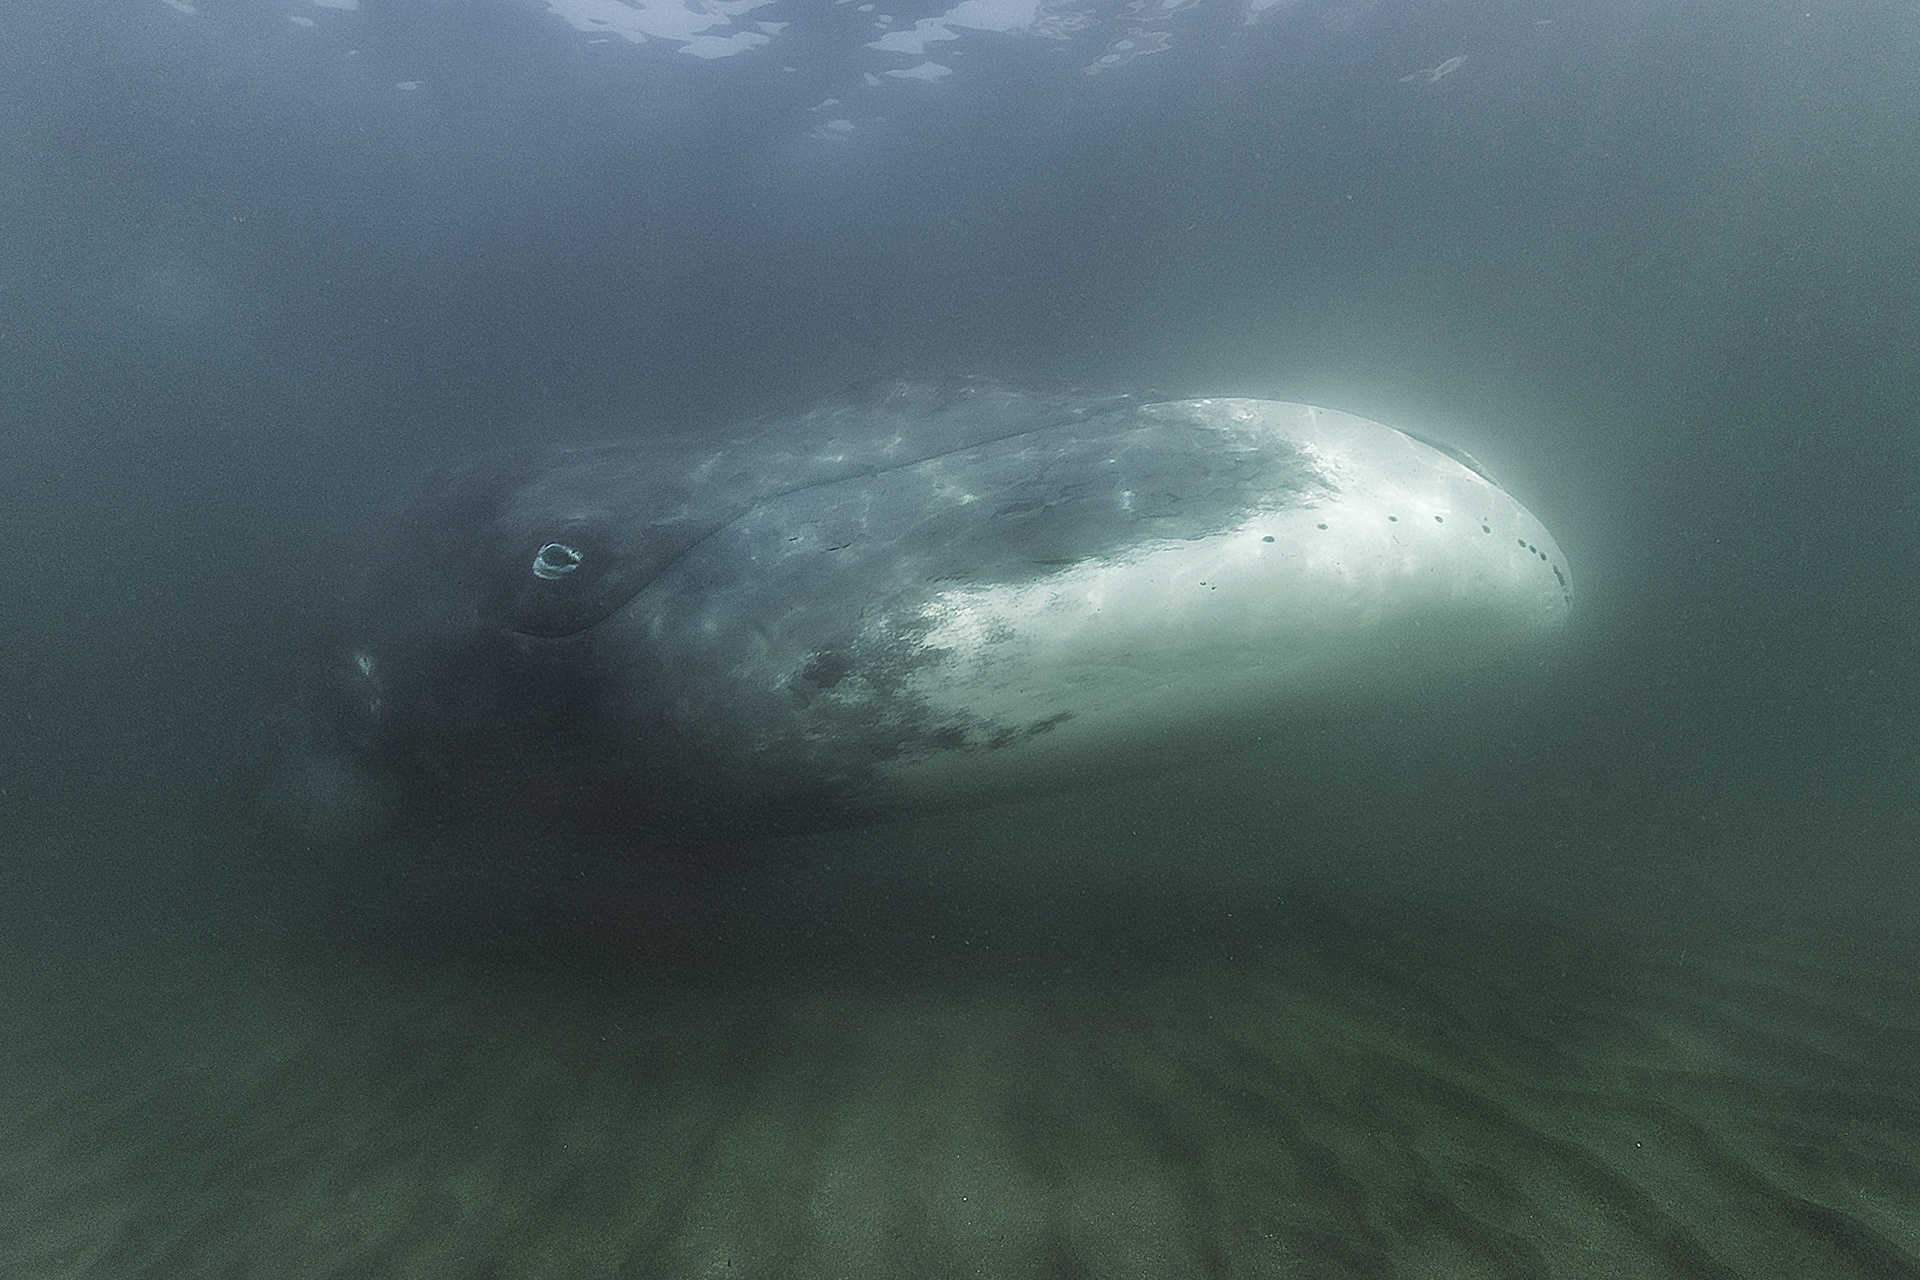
[878,398,1571,801]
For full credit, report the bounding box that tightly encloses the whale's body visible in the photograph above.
[300,381,1572,837]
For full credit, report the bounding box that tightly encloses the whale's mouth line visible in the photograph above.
[1393,428,1498,485]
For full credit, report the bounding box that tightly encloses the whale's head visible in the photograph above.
[281,384,1572,841]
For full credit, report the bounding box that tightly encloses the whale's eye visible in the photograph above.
[531,542,584,580]
[497,525,630,637]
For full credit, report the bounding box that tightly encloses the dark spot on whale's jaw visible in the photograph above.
[800,650,851,690]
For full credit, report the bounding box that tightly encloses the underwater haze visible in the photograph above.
[4,0,1920,1275]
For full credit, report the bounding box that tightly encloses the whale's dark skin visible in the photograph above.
[292,379,1571,840]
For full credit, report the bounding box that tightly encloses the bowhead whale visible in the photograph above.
[291,379,1572,839]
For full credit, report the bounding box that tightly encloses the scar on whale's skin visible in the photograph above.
[1400,55,1465,84]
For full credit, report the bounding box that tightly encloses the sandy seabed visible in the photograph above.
[3,820,1918,1280]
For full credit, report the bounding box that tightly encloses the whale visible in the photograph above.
[292,379,1572,839]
